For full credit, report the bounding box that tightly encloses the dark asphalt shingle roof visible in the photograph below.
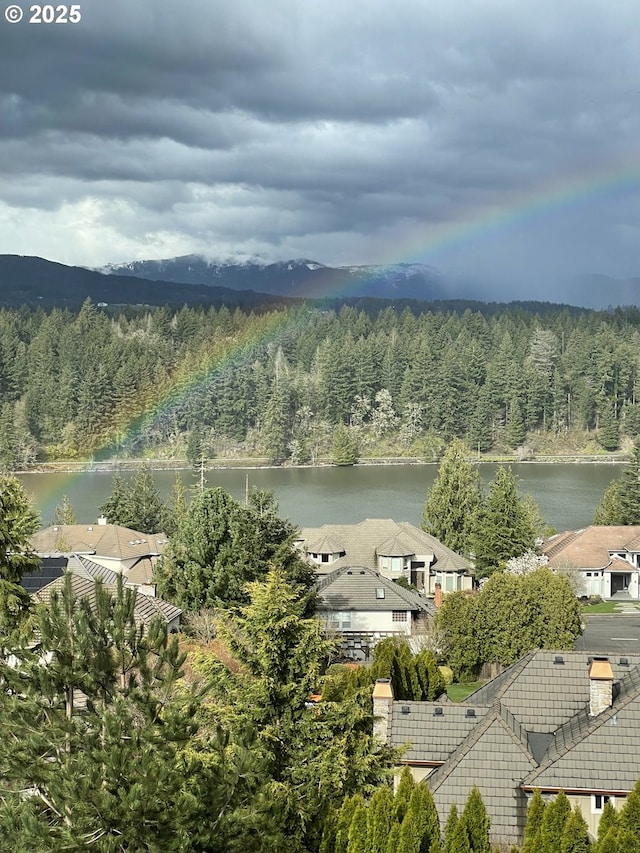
[390,701,490,763]
[316,566,436,613]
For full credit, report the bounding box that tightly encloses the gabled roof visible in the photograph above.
[427,707,538,846]
[543,526,640,569]
[316,566,436,613]
[523,665,640,792]
[31,524,168,561]
[33,573,182,630]
[299,519,473,574]
[465,651,640,733]
[390,701,491,763]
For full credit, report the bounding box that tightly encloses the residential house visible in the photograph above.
[297,519,473,597]
[374,650,640,847]
[29,572,182,633]
[543,526,640,599]
[316,565,437,659]
[30,517,168,595]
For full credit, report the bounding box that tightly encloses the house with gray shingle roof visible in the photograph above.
[374,650,640,846]
[543,525,640,599]
[316,566,436,660]
[297,519,473,598]
[33,573,182,633]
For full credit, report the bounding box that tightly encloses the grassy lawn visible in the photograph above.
[582,601,621,614]
[446,682,483,702]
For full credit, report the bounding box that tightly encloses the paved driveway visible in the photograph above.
[575,615,640,655]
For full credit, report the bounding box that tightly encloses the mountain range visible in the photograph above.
[103,255,639,309]
[1,253,637,311]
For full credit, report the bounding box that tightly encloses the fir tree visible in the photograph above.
[505,393,526,448]
[618,437,640,524]
[598,403,620,451]
[594,479,623,524]
[471,466,536,578]
[52,494,76,525]
[333,421,358,465]
[0,475,40,645]
[421,438,482,558]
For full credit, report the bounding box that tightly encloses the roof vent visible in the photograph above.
[553,655,564,665]
[401,705,410,715]
[360,570,366,574]
[620,657,629,666]
[347,570,353,575]
[53,526,59,532]
[465,709,476,718]
[87,526,93,532]
[434,707,444,717]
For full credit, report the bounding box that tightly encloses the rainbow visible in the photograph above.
[28,153,640,493]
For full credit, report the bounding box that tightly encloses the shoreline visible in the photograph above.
[15,452,629,475]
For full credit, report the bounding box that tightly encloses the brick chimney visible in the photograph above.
[372,678,394,742]
[589,657,613,716]
[434,582,443,608]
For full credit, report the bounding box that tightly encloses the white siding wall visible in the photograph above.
[349,610,412,635]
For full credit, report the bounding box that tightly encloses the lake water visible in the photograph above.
[18,463,623,533]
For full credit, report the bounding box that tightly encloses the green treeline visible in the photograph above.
[0,299,639,467]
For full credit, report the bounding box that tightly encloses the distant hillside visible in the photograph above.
[102,255,448,301]
[0,255,297,310]
[103,255,639,309]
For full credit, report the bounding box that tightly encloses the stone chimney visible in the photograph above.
[434,582,443,608]
[372,678,394,742]
[97,515,108,526]
[589,657,614,716]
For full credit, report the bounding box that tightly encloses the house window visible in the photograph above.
[392,611,407,622]
[376,588,385,599]
[327,611,352,630]
[321,553,329,563]
[391,557,404,572]
[592,795,614,814]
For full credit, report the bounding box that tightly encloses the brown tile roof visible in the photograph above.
[542,526,640,569]
[126,557,156,585]
[299,519,473,574]
[316,566,436,613]
[31,524,168,561]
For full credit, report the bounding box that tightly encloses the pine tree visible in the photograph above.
[618,778,640,838]
[98,471,129,523]
[0,475,40,645]
[0,574,238,852]
[471,466,536,578]
[598,403,620,451]
[505,393,526,448]
[460,786,490,853]
[421,438,482,558]
[124,462,168,533]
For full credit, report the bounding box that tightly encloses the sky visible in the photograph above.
[1,0,639,295]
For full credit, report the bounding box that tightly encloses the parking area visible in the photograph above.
[575,615,640,655]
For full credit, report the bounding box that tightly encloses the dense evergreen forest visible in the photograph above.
[0,299,638,468]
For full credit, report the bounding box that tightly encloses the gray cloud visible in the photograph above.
[0,0,638,293]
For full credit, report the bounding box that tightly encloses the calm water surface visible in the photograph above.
[19,463,623,533]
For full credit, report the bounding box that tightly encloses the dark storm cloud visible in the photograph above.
[0,0,638,281]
